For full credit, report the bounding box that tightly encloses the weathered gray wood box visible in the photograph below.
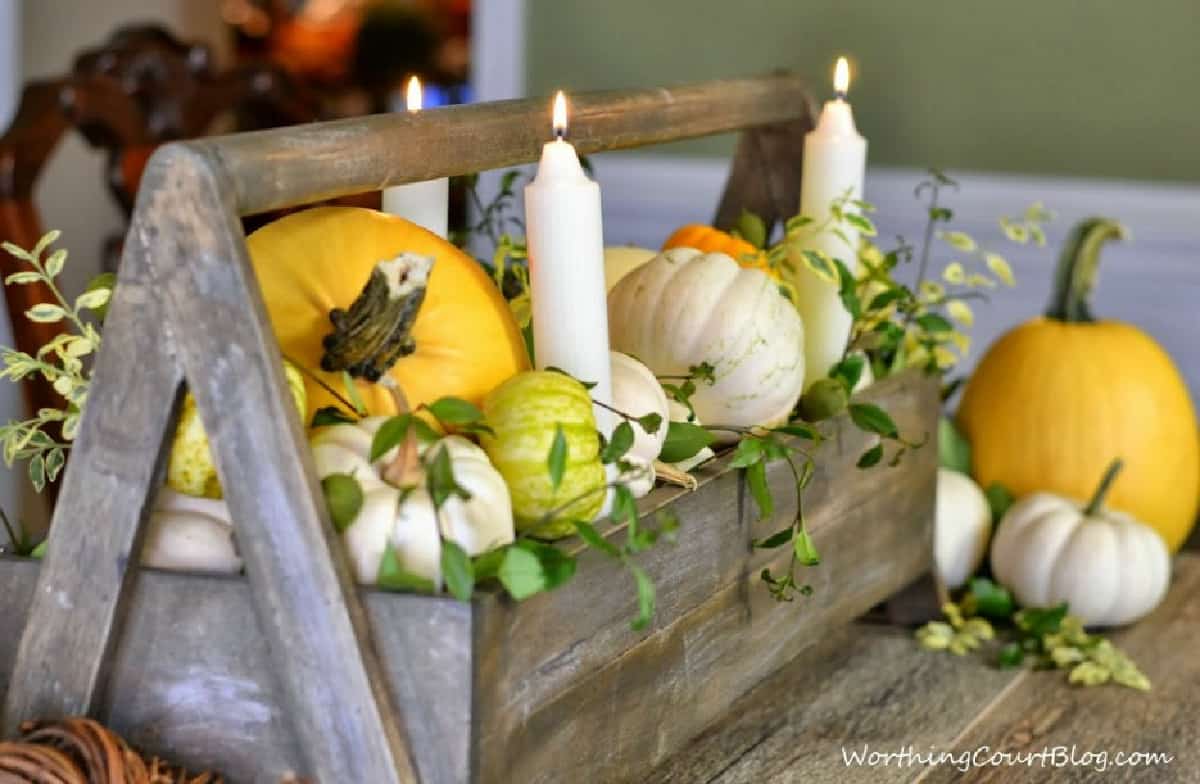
[0,74,937,784]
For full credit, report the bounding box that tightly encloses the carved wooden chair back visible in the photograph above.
[0,24,319,418]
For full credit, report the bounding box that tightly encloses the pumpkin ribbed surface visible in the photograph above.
[608,248,805,430]
[990,489,1170,626]
[248,207,529,417]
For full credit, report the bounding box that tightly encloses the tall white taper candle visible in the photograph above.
[524,92,615,436]
[792,57,868,389]
[382,77,450,238]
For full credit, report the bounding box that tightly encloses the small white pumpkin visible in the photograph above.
[617,454,656,498]
[990,460,1170,627]
[934,468,991,589]
[144,488,242,573]
[311,418,514,588]
[610,351,670,463]
[608,248,806,433]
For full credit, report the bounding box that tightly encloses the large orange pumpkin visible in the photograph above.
[662,225,774,277]
[248,207,529,418]
[958,218,1200,551]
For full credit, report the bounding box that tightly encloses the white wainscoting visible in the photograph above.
[587,153,1200,402]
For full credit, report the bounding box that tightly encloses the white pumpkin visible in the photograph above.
[608,248,806,433]
[610,351,670,463]
[144,488,242,573]
[604,246,656,291]
[934,469,991,589]
[617,454,656,498]
[990,462,1170,627]
[311,418,514,588]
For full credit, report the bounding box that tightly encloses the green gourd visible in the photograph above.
[481,370,606,538]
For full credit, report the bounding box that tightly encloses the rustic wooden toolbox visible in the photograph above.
[0,73,937,783]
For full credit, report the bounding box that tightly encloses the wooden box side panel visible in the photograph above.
[0,559,473,784]
[475,371,939,782]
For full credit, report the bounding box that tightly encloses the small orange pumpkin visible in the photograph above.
[662,225,775,278]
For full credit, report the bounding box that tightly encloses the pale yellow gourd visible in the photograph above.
[144,488,242,573]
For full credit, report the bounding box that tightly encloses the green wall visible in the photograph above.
[527,1,1200,181]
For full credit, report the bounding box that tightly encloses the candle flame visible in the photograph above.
[552,90,568,139]
[833,57,851,97]
[406,76,423,112]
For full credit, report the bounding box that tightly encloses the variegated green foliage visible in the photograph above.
[917,587,1150,691]
[758,190,876,306]
[762,173,1050,380]
[0,231,112,492]
[848,173,1049,377]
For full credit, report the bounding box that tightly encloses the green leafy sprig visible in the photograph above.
[0,231,112,492]
[918,580,1150,691]
[656,361,715,423]
[846,172,1050,378]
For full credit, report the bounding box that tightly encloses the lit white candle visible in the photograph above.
[524,92,614,435]
[791,56,868,389]
[382,76,449,238]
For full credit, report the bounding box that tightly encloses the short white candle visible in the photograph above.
[524,92,615,435]
[382,76,449,238]
[792,56,868,389]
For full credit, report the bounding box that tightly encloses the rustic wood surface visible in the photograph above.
[128,146,418,784]
[205,72,811,215]
[0,211,184,732]
[713,108,817,233]
[0,557,473,784]
[646,553,1200,783]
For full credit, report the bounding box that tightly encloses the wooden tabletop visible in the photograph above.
[647,554,1200,783]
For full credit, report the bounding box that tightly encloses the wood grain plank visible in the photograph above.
[200,73,811,215]
[0,211,184,733]
[644,624,1026,784]
[918,553,1200,783]
[645,562,1200,784]
[713,113,815,233]
[136,143,417,784]
[0,557,473,784]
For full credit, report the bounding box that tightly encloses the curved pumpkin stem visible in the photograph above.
[1084,458,1124,517]
[321,252,433,381]
[379,377,423,487]
[1045,218,1128,323]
